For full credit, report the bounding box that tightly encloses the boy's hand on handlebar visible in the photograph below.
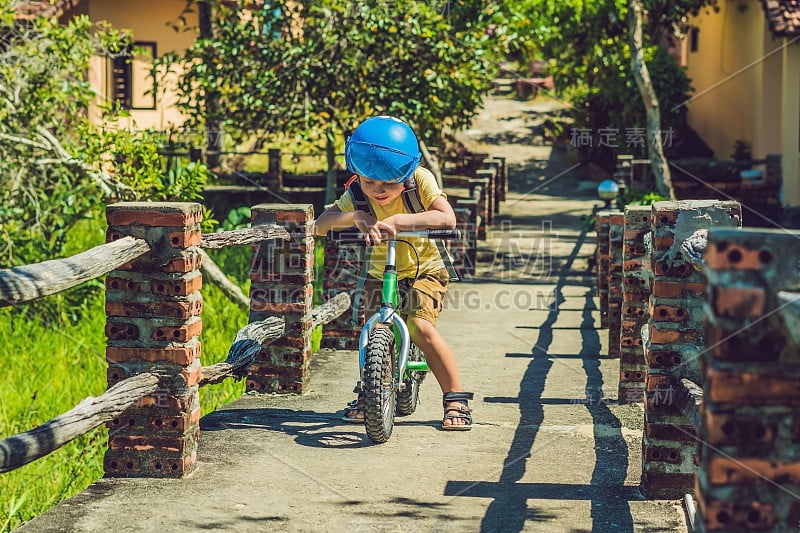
[353,211,397,245]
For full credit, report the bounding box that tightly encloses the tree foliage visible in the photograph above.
[0,2,211,272]
[162,0,496,149]
[487,0,719,166]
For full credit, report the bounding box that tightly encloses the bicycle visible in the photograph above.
[328,228,460,443]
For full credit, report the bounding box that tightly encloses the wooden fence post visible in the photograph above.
[452,206,477,279]
[469,178,490,240]
[476,166,496,226]
[248,204,315,393]
[104,202,204,478]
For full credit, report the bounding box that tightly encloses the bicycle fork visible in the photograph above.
[357,309,411,386]
[356,240,413,390]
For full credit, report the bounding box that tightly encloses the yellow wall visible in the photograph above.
[782,42,800,205]
[86,0,197,130]
[685,0,800,205]
[686,1,770,159]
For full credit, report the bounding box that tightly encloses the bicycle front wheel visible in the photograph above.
[362,325,397,443]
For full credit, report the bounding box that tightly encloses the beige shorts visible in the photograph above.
[362,268,450,325]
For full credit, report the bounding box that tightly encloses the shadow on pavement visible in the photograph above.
[444,211,642,533]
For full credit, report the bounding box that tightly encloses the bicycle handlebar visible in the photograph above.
[327,228,461,244]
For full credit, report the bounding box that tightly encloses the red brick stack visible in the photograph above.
[698,227,800,530]
[451,206,477,279]
[248,204,314,393]
[104,202,203,478]
[607,211,625,358]
[619,205,651,404]
[321,238,364,350]
[641,200,741,498]
[596,211,611,329]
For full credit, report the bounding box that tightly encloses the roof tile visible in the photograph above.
[15,0,84,20]
[761,0,800,37]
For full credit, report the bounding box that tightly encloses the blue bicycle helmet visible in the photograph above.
[345,116,422,183]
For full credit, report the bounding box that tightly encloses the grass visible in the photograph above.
[0,210,329,531]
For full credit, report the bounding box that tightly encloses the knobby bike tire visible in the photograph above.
[396,344,425,416]
[362,325,397,443]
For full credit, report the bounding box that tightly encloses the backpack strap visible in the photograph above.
[346,178,375,326]
[344,173,359,189]
[347,179,374,217]
[401,177,461,282]
[400,175,425,213]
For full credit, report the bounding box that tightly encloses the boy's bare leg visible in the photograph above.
[407,317,469,427]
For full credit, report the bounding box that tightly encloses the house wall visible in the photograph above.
[782,42,800,205]
[686,2,768,160]
[86,0,197,131]
[686,0,800,207]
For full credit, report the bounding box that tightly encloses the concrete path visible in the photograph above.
[20,97,688,532]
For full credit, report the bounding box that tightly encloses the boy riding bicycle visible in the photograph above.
[313,116,473,431]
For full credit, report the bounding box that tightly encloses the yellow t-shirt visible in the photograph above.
[334,167,448,279]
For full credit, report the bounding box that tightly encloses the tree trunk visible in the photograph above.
[325,128,338,205]
[627,0,676,200]
[419,139,444,189]
[199,0,222,169]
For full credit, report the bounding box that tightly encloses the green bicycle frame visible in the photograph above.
[357,236,430,385]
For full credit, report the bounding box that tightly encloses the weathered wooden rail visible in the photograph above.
[0,292,350,473]
[0,224,289,308]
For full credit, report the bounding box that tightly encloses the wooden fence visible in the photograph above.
[0,147,503,475]
[0,201,349,477]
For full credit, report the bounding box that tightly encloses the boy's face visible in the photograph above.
[359,176,404,206]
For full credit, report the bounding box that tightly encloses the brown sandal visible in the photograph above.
[442,391,474,431]
[341,393,365,423]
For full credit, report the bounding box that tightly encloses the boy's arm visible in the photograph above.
[382,196,456,232]
[314,205,379,237]
[314,205,355,236]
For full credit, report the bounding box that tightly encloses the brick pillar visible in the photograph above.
[698,228,800,531]
[642,200,741,499]
[452,206,477,279]
[248,204,314,393]
[619,205,651,404]
[596,210,611,329]
[470,177,490,240]
[482,157,503,214]
[476,166,496,225]
[321,238,364,350]
[607,211,625,358]
[104,202,203,478]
